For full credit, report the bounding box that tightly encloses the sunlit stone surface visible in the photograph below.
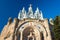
[0,4,53,40]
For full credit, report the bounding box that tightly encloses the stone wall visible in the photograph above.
[0,18,52,40]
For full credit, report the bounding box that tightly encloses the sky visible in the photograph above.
[0,0,60,33]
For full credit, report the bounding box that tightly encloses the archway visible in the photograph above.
[17,21,47,40]
[22,27,36,40]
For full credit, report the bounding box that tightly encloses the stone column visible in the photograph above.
[43,31,47,40]
[20,31,23,40]
[44,19,52,40]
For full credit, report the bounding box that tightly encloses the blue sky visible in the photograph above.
[0,0,60,32]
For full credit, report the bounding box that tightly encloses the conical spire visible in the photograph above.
[18,7,27,20]
[36,7,39,12]
[21,7,27,19]
[28,4,34,18]
[40,11,43,20]
[22,7,25,12]
[29,4,32,12]
[34,7,40,19]
[18,4,44,20]
[18,10,21,20]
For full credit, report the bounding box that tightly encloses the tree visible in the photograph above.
[53,16,60,40]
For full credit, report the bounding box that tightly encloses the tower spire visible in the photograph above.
[28,4,34,18]
[18,10,21,20]
[36,7,39,12]
[40,11,43,20]
[29,4,32,12]
[34,7,40,19]
[18,4,44,20]
[21,7,27,19]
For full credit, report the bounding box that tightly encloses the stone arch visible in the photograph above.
[21,25,40,40]
[17,21,47,32]
[22,27,35,40]
[16,21,48,40]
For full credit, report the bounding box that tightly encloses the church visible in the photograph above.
[0,4,53,40]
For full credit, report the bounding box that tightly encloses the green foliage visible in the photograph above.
[53,16,60,40]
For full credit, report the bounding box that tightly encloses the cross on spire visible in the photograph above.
[30,4,32,7]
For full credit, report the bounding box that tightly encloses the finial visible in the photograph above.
[29,4,32,12]
[30,4,32,7]
[22,7,25,12]
[37,7,38,10]
[36,7,39,12]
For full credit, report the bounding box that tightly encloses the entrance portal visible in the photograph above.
[23,27,36,40]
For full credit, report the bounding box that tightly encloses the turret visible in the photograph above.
[28,4,34,18]
[34,7,43,20]
[21,7,27,19]
[34,7,40,19]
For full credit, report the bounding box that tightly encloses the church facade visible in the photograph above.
[0,4,53,40]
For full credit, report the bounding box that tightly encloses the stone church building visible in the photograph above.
[0,4,53,40]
